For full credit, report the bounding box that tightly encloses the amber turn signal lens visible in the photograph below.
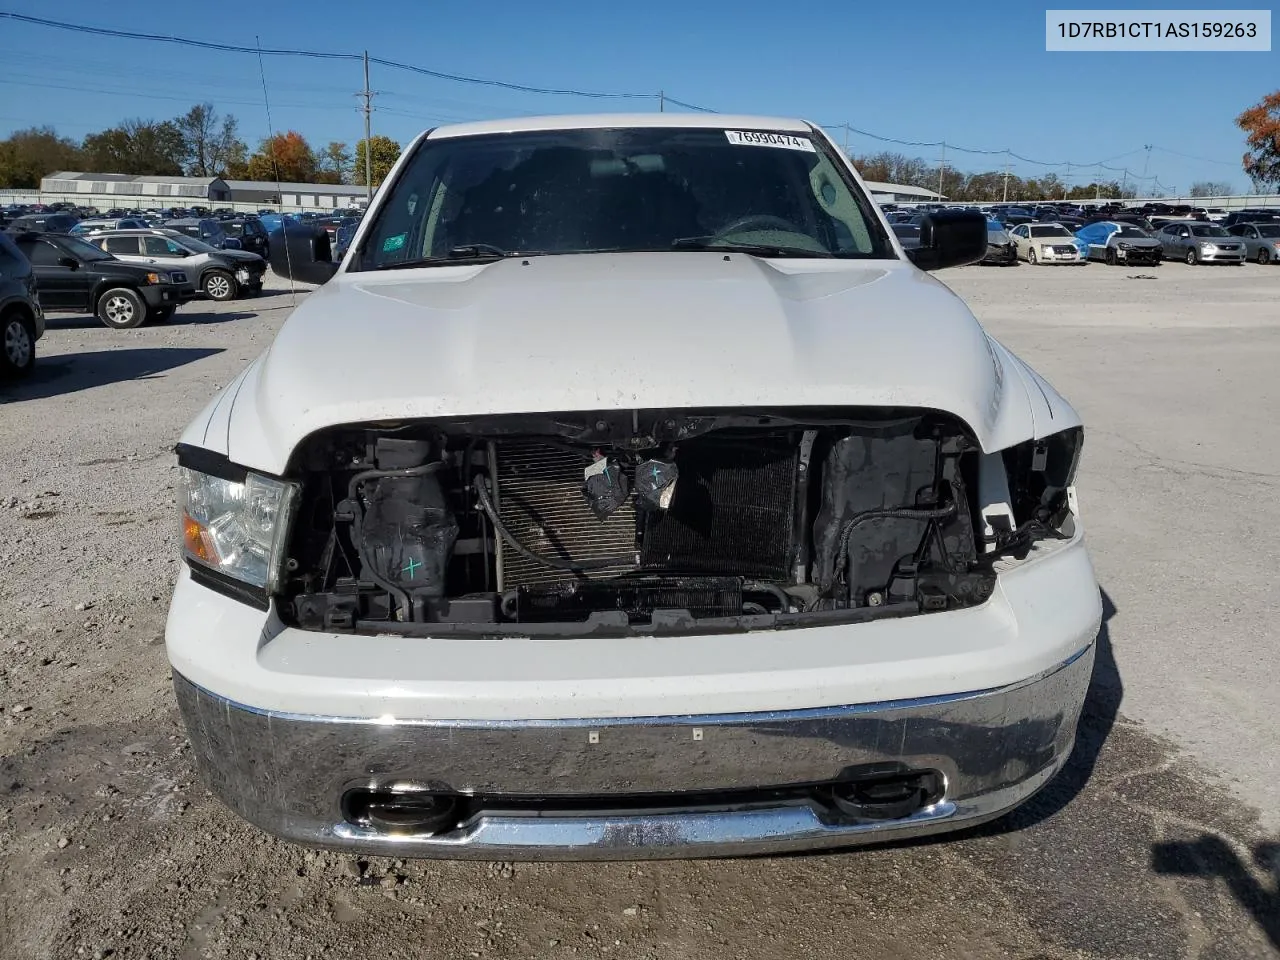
[183,512,215,563]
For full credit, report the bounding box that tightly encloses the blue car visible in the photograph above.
[1074,221,1163,265]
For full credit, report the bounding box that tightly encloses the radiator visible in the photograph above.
[493,436,798,589]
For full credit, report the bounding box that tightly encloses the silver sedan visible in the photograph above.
[1226,222,1280,264]
[1155,222,1246,265]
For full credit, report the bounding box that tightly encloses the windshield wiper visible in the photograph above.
[671,236,835,258]
[374,243,515,270]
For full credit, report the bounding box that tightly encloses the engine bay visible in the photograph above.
[279,408,1077,636]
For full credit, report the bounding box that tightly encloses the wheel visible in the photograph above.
[203,270,238,301]
[149,305,176,323]
[1105,248,1117,265]
[1257,248,1270,264]
[1185,247,1198,265]
[0,311,35,379]
[1028,248,1038,265]
[96,288,146,329]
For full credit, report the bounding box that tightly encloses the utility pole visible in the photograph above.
[1095,163,1102,200]
[359,50,374,205]
[1002,151,1010,203]
[937,141,946,202]
[658,90,664,113]
[1142,144,1152,178]
[843,122,850,157]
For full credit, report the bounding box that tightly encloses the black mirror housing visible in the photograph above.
[905,210,988,271]
[268,223,339,285]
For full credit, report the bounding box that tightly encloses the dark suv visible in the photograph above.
[219,217,270,257]
[0,231,43,378]
[12,232,195,329]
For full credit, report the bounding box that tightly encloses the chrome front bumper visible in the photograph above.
[174,642,1094,860]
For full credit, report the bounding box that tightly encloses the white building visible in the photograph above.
[25,172,368,212]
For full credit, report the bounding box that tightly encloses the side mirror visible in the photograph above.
[268,223,339,285]
[906,210,988,271]
[58,256,79,269]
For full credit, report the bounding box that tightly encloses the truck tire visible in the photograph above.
[1,309,36,379]
[96,288,146,329]
[203,270,238,301]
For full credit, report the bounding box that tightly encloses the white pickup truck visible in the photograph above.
[166,113,1101,859]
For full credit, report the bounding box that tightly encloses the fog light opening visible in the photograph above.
[343,789,461,836]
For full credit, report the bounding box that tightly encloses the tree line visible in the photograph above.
[0,102,402,190]
[2,90,1276,197]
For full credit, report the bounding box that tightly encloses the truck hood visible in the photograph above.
[183,252,1078,474]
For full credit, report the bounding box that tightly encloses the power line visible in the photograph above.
[0,11,673,105]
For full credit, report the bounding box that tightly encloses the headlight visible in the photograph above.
[181,466,296,592]
[1200,242,1217,252]
[1117,242,1130,250]
[1040,244,1053,253]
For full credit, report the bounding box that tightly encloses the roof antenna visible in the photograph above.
[255,34,297,305]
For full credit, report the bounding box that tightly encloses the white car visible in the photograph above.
[1009,223,1085,264]
[167,114,1101,860]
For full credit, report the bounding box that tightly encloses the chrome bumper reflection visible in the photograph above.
[173,644,1094,860]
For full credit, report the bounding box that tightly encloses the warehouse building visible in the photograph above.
[30,172,368,212]
[863,181,947,203]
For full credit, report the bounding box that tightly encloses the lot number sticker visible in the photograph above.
[724,130,815,152]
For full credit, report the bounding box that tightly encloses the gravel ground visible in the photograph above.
[2,261,1278,959]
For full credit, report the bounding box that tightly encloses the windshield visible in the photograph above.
[221,222,245,236]
[1116,227,1149,238]
[57,235,113,261]
[1029,225,1072,238]
[175,235,218,254]
[356,126,891,269]
[1190,225,1229,238]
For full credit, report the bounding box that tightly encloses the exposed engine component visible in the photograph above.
[280,409,1073,636]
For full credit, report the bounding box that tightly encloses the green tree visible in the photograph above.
[0,126,83,188]
[82,119,184,175]
[174,103,247,177]
[353,135,402,189]
[316,141,351,184]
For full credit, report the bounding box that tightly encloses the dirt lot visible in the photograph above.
[2,260,1279,959]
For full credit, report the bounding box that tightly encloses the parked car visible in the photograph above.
[1009,223,1085,264]
[5,212,80,234]
[12,232,194,328]
[1226,222,1280,263]
[890,222,921,250]
[980,219,1018,264]
[165,217,241,250]
[219,217,270,258]
[169,114,1099,860]
[0,230,43,378]
[333,216,361,260]
[1221,209,1280,228]
[1154,221,1246,264]
[1074,222,1162,265]
[69,217,150,235]
[85,228,267,301]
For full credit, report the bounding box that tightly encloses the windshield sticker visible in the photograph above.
[724,130,815,152]
[382,233,407,253]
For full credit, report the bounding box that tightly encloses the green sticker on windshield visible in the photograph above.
[382,233,407,253]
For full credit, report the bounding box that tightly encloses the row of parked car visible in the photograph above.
[891,211,1280,268]
[0,203,369,381]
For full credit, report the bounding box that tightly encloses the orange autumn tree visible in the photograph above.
[243,131,318,183]
[1236,91,1280,191]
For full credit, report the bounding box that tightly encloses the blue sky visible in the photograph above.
[1,0,1274,194]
